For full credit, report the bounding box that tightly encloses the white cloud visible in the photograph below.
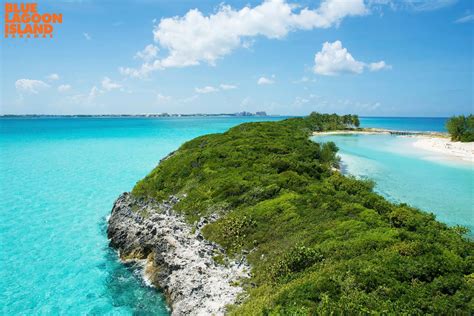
[195,86,219,94]
[83,32,91,40]
[313,40,390,75]
[67,77,122,105]
[293,76,316,84]
[135,44,159,62]
[368,0,457,11]
[293,96,310,108]
[47,73,59,81]
[296,76,310,83]
[313,41,364,75]
[154,0,367,68]
[69,86,102,105]
[454,13,474,23]
[257,76,275,85]
[58,84,72,93]
[402,0,457,11]
[15,79,50,94]
[156,93,172,103]
[349,100,381,111]
[120,60,162,78]
[101,77,122,91]
[301,94,382,114]
[181,95,199,103]
[89,86,101,100]
[121,0,368,77]
[219,84,237,90]
[369,60,392,71]
[192,83,236,94]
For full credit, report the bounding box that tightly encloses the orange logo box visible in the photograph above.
[4,2,62,38]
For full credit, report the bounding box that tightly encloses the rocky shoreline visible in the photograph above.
[107,193,250,316]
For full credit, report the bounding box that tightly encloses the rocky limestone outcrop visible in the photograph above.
[107,193,249,316]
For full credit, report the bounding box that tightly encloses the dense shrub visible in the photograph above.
[446,114,474,142]
[132,113,473,314]
[269,245,324,280]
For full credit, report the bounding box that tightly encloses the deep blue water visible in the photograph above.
[0,115,470,314]
[360,116,448,132]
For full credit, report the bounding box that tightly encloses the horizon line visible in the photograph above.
[0,112,454,118]
[0,113,455,119]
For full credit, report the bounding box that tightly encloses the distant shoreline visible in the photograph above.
[0,112,275,118]
[0,115,451,119]
[313,127,447,137]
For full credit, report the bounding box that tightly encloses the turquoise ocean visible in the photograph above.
[1,116,472,314]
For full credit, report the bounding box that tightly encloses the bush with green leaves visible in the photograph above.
[446,115,474,142]
[132,112,473,314]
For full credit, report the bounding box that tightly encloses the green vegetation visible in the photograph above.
[446,115,474,142]
[133,113,473,314]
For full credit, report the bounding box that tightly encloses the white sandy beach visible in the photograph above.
[313,129,474,164]
[412,136,474,163]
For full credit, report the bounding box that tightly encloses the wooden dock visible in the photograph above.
[387,130,422,136]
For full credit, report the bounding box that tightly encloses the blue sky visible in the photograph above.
[1,0,472,116]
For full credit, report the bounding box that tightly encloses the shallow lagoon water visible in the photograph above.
[1,115,471,314]
[313,133,473,233]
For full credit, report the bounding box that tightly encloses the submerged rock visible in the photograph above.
[107,193,249,316]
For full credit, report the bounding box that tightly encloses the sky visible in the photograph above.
[0,0,473,116]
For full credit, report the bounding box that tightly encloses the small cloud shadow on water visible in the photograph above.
[95,216,170,315]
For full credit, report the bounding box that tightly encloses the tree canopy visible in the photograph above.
[446,115,474,142]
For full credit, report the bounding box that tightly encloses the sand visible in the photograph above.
[313,129,473,164]
[412,136,474,163]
